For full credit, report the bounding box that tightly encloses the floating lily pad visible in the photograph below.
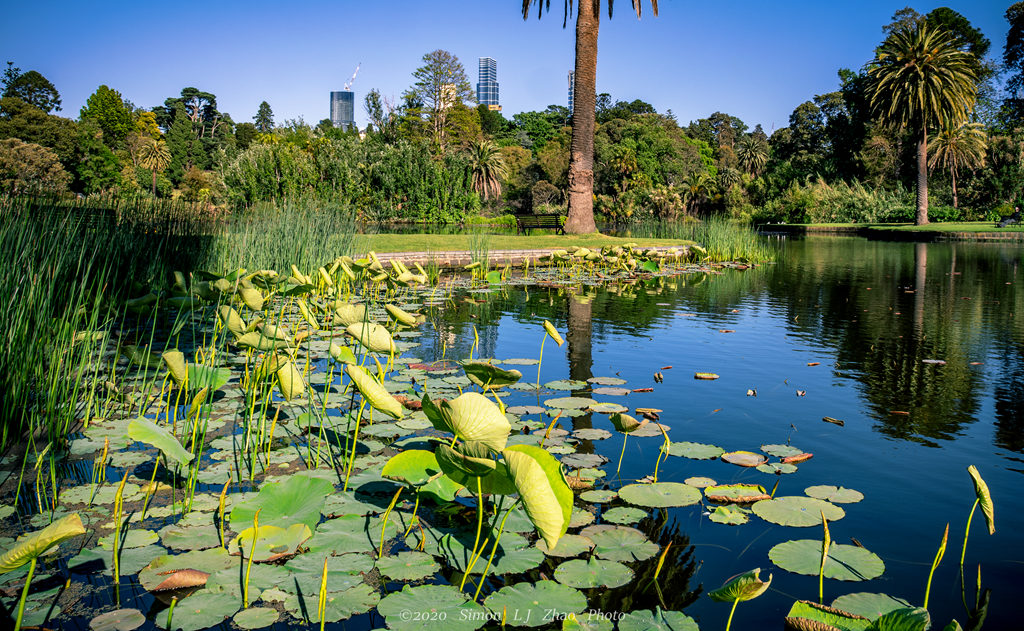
[99,529,159,549]
[229,475,334,531]
[554,558,633,588]
[281,552,371,595]
[831,592,913,619]
[602,506,648,525]
[805,485,865,504]
[139,548,238,592]
[587,377,627,386]
[561,453,607,469]
[784,600,871,631]
[568,507,596,528]
[508,405,547,416]
[284,583,380,624]
[618,608,699,631]
[581,525,659,563]
[752,496,845,527]
[158,524,221,551]
[535,534,594,558]
[230,523,312,562]
[377,551,440,582]
[769,539,885,581]
[232,607,279,629]
[89,608,145,631]
[684,477,717,488]
[572,428,611,441]
[756,462,798,475]
[619,483,701,508]
[592,387,631,396]
[378,584,486,631]
[705,484,770,504]
[563,612,614,631]
[70,544,166,577]
[721,451,767,467]
[662,441,725,459]
[484,581,587,627]
[579,490,617,504]
[545,379,589,391]
[761,444,805,458]
[154,591,239,631]
[503,358,540,365]
[544,397,598,410]
[588,402,628,414]
[709,505,751,525]
[629,422,670,437]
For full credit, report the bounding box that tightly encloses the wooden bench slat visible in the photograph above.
[515,215,565,235]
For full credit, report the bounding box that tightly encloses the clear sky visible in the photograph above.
[1,1,1012,132]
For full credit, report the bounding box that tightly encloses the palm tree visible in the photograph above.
[736,134,769,177]
[867,22,977,225]
[928,121,987,209]
[138,138,171,197]
[523,0,659,233]
[468,139,507,201]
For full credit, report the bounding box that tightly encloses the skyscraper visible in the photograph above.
[330,91,355,130]
[568,71,575,113]
[477,57,500,111]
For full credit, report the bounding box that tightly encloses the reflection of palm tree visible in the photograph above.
[467,139,507,201]
[138,138,171,197]
[737,134,768,176]
[867,22,977,225]
[928,122,987,209]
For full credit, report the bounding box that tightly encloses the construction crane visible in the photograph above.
[344,63,361,91]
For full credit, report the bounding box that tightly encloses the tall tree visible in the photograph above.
[138,138,171,197]
[1,64,61,113]
[254,101,274,133]
[467,139,508,200]
[868,21,977,225]
[1004,2,1024,123]
[404,50,474,154]
[523,0,659,234]
[928,121,987,209]
[736,132,769,177]
[80,85,133,147]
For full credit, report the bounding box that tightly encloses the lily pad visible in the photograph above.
[784,600,872,631]
[508,405,547,416]
[229,475,334,531]
[376,551,441,582]
[544,397,598,410]
[89,608,146,631]
[587,377,627,386]
[721,451,767,467]
[232,607,279,629]
[769,539,885,581]
[154,590,239,631]
[831,592,913,619]
[535,534,594,558]
[572,428,612,441]
[756,462,798,475]
[684,477,717,488]
[709,505,751,525]
[761,444,805,458]
[805,485,865,504]
[545,379,589,391]
[560,453,607,469]
[704,484,770,504]
[484,580,587,627]
[230,523,312,562]
[579,489,617,504]
[618,608,700,631]
[563,612,614,631]
[619,482,702,508]
[554,558,633,588]
[139,548,238,592]
[283,583,380,624]
[377,584,486,631]
[581,525,659,563]
[99,529,159,550]
[591,387,631,396]
[588,402,628,414]
[601,506,648,525]
[662,441,725,460]
[752,496,845,527]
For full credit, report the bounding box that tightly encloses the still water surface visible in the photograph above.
[423,235,1022,628]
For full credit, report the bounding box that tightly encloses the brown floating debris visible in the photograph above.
[719,329,735,333]
[969,362,984,366]
[694,372,720,380]
[890,410,910,416]
[711,408,721,414]
[781,453,814,464]
[807,362,820,366]
[822,416,845,426]
[151,569,210,592]
[632,387,654,393]
[661,365,673,370]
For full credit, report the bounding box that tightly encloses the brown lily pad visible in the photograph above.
[721,451,767,467]
[151,568,210,592]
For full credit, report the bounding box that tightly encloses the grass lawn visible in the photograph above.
[354,232,693,254]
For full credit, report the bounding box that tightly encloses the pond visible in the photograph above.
[2,237,1020,630]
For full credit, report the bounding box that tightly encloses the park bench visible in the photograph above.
[515,214,565,235]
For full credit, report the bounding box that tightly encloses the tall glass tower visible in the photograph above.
[477,57,500,110]
[330,91,355,130]
[568,71,575,114]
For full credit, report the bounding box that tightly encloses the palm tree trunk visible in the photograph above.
[950,164,958,209]
[915,129,929,225]
[565,0,600,234]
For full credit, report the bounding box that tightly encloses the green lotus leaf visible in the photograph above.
[89,608,146,631]
[284,583,380,624]
[98,529,159,550]
[217,305,247,337]
[661,441,725,459]
[238,284,264,311]
[346,321,396,354]
[685,476,717,488]
[705,484,770,504]
[544,396,598,410]
[376,550,440,581]
[581,525,659,563]
[127,418,194,467]
[563,611,615,631]
[386,303,419,326]
[274,359,305,401]
[868,607,931,631]
[154,590,240,631]
[762,443,806,458]
[484,581,586,628]
[346,364,403,419]
[554,558,633,588]
[709,505,752,525]
[601,506,648,525]
[281,551,371,596]
[334,303,368,327]
[544,379,588,391]
[831,593,913,620]
[967,465,995,535]
[235,331,291,351]
[572,428,612,440]
[232,607,279,630]
[579,489,617,503]
[378,584,486,631]
[229,475,334,531]
[619,482,702,508]
[721,451,767,467]
[229,523,311,562]
[709,567,772,602]
[329,342,358,365]
[435,442,497,477]
[187,364,231,392]
[618,608,700,631]
[382,449,444,487]
[0,512,85,572]
[428,392,510,451]
[502,445,574,549]
[769,539,885,581]
[757,462,798,475]
[805,485,865,504]
[535,534,594,558]
[161,350,187,385]
[587,376,627,386]
[588,402,628,414]
[462,362,522,389]
[752,496,845,527]
[784,600,872,631]
[610,413,645,433]
[139,548,238,592]
[121,344,162,370]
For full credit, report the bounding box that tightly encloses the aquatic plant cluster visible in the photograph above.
[0,244,996,631]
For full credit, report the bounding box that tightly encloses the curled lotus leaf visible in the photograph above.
[275,358,305,402]
[230,523,312,562]
[752,496,845,527]
[502,445,574,549]
[334,303,368,326]
[435,443,515,495]
[161,350,187,386]
[705,484,770,504]
[609,413,644,433]
[0,512,86,572]
[784,600,872,631]
[709,568,772,602]
[346,364,403,419]
[329,342,358,365]
[805,485,864,504]
[238,284,264,311]
[831,593,913,620]
[721,451,767,467]
[150,568,210,592]
[423,392,510,451]
[382,449,444,487]
[967,465,995,535]
[235,331,291,352]
[127,418,194,467]
[217,305,247,338]
[544,320,565,346]
[346,321,396,354]
[462,362,522,389]
[385,303,419,326]
[769,539,885,581]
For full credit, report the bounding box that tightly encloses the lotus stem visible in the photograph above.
[404,492,421,537]
[218,480,230,549]
[959,498,978,576]
[244,508,261,607]
[318,555,329,631]
[536,335,546,386]
[460,477,486,591]
[725,597,740,631]
[653,541,673,583]
[378,487,404,558]
[473,500,520,602]
[13,557,37,631]
[166,596,178,630]
[924,522,949,610]
[616,434,628,474]
[342,402,367,492]
[140,454,161,519]
[819,511,831,604]
[112,474,129,584]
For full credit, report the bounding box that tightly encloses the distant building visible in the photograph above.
[330,91,355,130]
[477,57,500,111]
[568,71,575,113]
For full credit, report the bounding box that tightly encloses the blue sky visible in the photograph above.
[1,1,1011,132]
